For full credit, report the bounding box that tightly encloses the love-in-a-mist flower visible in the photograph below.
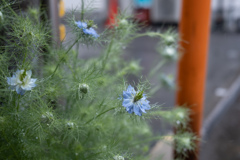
[83,27,99,38]
[122,85,150,116]
[75,20,99,38]
[75,21,87,29]
[7,70,37,95]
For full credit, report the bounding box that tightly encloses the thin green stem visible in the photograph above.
[50,38,80,78]
[2,0,18,17]
[73,43,80,69]
[85,107,117,124]
[17,94,20,112]
[149,85,161,96]
[101,39,114,71]
[148,59,167,78]
[131,32,164,40]
[81,0,84,21]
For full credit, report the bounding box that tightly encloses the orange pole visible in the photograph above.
[176,0,211,159]
[106,0,118,26]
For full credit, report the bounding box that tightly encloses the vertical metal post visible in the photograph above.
[176,0,211,159]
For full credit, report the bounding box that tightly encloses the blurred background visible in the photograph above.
[21,0,240,159]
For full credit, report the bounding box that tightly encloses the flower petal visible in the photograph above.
[123,91,132,99]
[133,104,142,116]
[7,76,17,85]
[16,85,25,95]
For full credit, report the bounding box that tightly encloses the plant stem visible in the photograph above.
[81,0,84,21]
[85,107,117,124]
[50,38,80,78]
[17,94,20,112]
[148,59,167,78]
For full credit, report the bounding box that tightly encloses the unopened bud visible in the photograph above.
[163,35,175,45]
[161,46,178,60]
[119,19,128,26]
[41,112,53,123]
[66,122,74,129]
[181,137,191,148]
[79,83,89,94]
[160,74,175,89]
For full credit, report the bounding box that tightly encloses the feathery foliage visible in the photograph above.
[0,1,197,160]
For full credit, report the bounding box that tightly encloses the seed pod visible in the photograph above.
[79,83,89,94]
[66,122,74,129]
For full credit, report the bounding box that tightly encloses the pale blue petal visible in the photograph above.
[26,70,32,77]
[76,21,87,28]
[16,86,25,95]
[133,105,142,116]
[8,85,16,90]
[127,85,135,92]
[7,76,17,85]
[122,99,133,108]
[123,91,132,99]
[140,103,151,110]
[139,107,147,113]
[126,106,134,114]
[83,27,99,38]
[29,78,37,87]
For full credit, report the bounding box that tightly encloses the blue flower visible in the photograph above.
[75,21,99,38]
[75,21,87,29]
[122,85,150,116]
[7,70,37,95]
[83,28,99,38]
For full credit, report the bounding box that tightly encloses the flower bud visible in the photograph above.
[66,122,74,129]
[163,35,175,46]
[180,137,191,148]
[119,19,128,26]
[176,110,185,119]
[79,83,89,94]
[161,46,178,60]
[160,74,175,89]
[41,112,53,123]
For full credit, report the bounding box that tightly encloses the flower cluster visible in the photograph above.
[7,70,37,95]
[75,21,99,38]
[122,85,150,116]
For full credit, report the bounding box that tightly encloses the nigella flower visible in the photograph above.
[122,85,150,116]
[75,20,99,38]
[7,70,37,95]
[75,21,87,29]
[83,27,99,38]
